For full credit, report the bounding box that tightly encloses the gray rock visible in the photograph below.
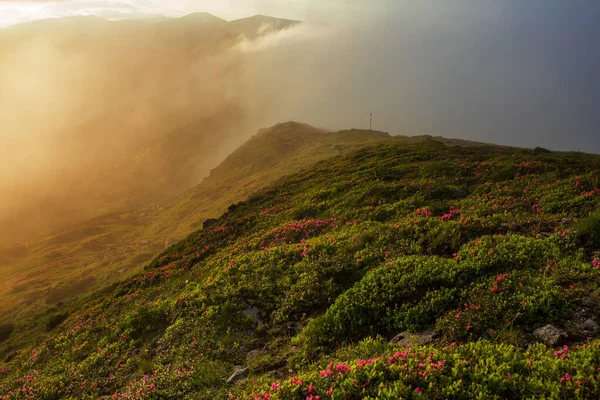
[583,319,599,335]
[203,218,218,229]
[226,367,248,385]
[390,328,440,347]
[243,307,263,325]
[582,297,598,308]
[562,218,572,226]
[533,325,567,346]
[452,188,469,199]
[573,307,592,323]
[271,371,283,379]
[246,349,267,361]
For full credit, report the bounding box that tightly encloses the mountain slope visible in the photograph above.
[0,13,301,244]
[0,123,398,324]
[1,138,599,399]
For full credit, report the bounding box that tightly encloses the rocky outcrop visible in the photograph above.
[390,328,441,348]
[242,307,264,326]
[226,366,248,385]
[533,325,567,346]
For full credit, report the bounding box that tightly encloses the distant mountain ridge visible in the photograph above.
[2,12,300,34]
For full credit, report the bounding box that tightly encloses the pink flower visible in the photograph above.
[492,285,499,293]
[415,208,432,217]
[415,388,421,393]
[308,384,316,393]
[336,364,350,373]
[357,359,374,369]
[291,377,303,386]
[593,259,599,268]
[320,369,332,377]
[271,382,280,390]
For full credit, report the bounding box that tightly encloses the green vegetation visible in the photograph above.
[1,134,600,399]
[0,325,13,344]
[0,123,396,324]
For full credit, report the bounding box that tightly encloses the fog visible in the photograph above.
[1,0,599,244]
[0,15,301,243]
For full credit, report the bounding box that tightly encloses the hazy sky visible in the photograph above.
[1,0,599,153]
[0,0,365,27]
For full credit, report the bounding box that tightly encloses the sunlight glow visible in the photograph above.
[0,0,255,28]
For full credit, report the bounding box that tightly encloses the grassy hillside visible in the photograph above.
[1,138,599,399]
[0,123,399,324]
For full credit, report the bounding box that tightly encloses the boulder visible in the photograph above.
[533,325,567,346]
[226,367,248,385]
[582,297,598,308]
[202,218,218,229]
[583,319,599,335]
[243,307,263,326]
[390,327,440,347]
[452,188,469,199]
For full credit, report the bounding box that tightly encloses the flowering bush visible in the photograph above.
[2,141,600,399]
[244,339,600,399]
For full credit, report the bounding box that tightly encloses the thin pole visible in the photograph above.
[370,113,372,130]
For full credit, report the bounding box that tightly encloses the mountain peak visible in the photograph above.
[179,12,225,24]
[255,122,323,138]
[236,14,298,23]
[228,14,301,37]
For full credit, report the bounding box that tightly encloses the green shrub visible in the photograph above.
[534,146,552,154]
[119,302,170,339]
[45,312,69,332]
[576,210,600,249]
